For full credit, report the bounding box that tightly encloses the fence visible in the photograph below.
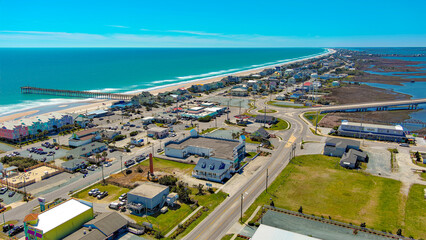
[263,205,412,240]
[0,178,36,189]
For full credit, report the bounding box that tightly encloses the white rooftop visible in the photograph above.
[188,107,204,111]
[341,121,404,131]
[204,107,223,112]
[35,199,91,233]
[251,224,320,240]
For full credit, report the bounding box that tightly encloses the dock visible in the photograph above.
[20,86,135,100]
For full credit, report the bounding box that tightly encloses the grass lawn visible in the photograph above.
[176,191,228,239]
[265,118,290,130]
[185,126,196,131]
[200,127,217,134]
[258,109,277,113]
[139,157,195,175]
[244,137,261,145]
[243,154,408,235]
[72,183,130,203]
[246,152,257,158]
[221,234,246,240]
[267,101,307,108]
[420,172,426,181]
[303,111,327,125]
[404,184,426,239]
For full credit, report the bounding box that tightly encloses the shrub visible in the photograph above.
[1,156,39,172]
[248,221,255,226]
[158,175,178,186]
[113,134,126,141]
[130,131,138,137]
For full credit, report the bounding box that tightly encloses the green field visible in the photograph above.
[303,111,327,125]
[139,157,195,175]
[265,118,290,130]
[267,101,307,108]
[404,184,426,238]
[72,183,130,203]
[258,109,277,113]
[243,155,426,239]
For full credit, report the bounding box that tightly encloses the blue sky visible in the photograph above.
[0,0,425,47]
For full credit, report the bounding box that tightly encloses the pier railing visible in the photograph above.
[20,86,134,100]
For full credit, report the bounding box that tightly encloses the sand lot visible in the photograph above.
[8,166,57,184]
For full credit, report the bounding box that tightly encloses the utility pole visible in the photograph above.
[227,100,230,121]
[120,156,123,173]
[315,110,319,134]
[240,194,243,223]
[101,162,105,185]
[266,168,269,193]
[264,105,267,128]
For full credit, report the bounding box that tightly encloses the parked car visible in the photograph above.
[119,193,127,201]
[8,191,15,198]
[55,146,59,150]
[97,191,108,199]
[0,187,8,194]
[124,159,135,167]
[157,148,163,153]
[2,224,13,232]
[135,154,146,162]
[8,225,24,236]
[80,169,88,174]
[399,143,409,147]
[87,165,97,171]
[104,162,112,167]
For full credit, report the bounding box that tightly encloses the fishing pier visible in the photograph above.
[20,86,135,100]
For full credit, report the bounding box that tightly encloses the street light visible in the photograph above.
[240,192,248,223]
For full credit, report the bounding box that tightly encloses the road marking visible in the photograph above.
[285,134,296,147]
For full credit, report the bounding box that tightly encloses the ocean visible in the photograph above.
[0,48,327,116]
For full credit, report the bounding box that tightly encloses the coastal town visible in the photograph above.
[0,48,425,240]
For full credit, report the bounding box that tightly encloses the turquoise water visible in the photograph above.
[0,48,327,116]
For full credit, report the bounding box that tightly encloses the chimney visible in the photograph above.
[149,153,154,174]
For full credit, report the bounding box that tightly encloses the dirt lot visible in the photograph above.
[323,84,410,105]
[319,110,416,128]
[106,157,195,188]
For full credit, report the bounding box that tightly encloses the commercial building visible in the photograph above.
[337,121,409,142]
[0,113,73,142]
[253,115,277,125]
[147,127,169,139]
[85,110,109,119]
[165,129,246,171]
[193,158,231,183]
[24,199,94,240]
[67,142,108,160]
[127,182,170,215]
[63,212,128,240]
[323,138,360,157]
[68,128,101,147]
[61,158,88,172]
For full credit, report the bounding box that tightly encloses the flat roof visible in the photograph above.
[128,182,168,199]
[166,137,240,161]
[341,121,403,131]
[35,199,92,233]
[252,224,320,240]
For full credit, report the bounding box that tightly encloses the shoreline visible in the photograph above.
[0,48,334,120]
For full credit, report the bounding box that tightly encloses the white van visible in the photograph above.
[109,202,120,210]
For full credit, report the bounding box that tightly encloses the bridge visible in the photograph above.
[309,98,426,113]
[20,86,136,100]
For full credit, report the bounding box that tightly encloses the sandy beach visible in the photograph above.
[1,49,333,120]
[0,110,40,123]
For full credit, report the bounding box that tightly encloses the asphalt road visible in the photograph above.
[183,100,308,240]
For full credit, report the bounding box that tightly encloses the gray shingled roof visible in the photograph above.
[63,228,105,240]
[86,212,128,237]
[193,158,230,175]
